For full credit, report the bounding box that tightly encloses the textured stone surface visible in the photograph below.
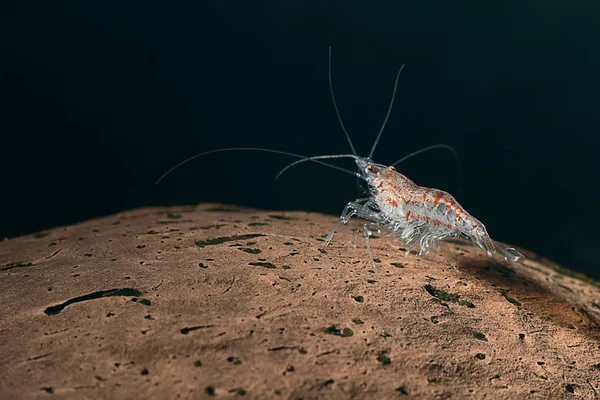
[1,203,599,399]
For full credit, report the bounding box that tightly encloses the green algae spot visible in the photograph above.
[473,331,488,341]
[298,348,308,354]
[323,326,339,334]
[353,295,364,303]
[424,284,475,308]
[227,356,242,365]
[194,360,203,367]
[396,386,409,395]
[248,222,269,227]
[0,261,34,271]
[377,354,391,365]
[249,262,276,269]
[318,248,327,254]
[268,215,296,221]
[431,316,439,324]
[198,224,227,230]
[44,288,142,315]
[352,318,364,325]
[167,213,182,219]
[373,258,381,263]
[282,265,291,270]
[132,298,152,306]
[199,263,208,269]
[342,328,355,337]
[323,325,354,337]
[283,242,294,246]
[195,234,266,248]
[504,295,522,307]
[367,280,377,284]
[391,263,404,268]
[424,285,459,302]
[239,248,262,254]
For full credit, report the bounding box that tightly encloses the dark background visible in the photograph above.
[2,1,599,278]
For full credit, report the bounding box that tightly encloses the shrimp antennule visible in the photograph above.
[275,154,362,180]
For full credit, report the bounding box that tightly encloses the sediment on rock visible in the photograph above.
[0,203,599,398]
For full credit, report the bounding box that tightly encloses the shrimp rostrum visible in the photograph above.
[156,47,524,264]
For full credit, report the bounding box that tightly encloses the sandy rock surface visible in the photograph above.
[1,203,599,399]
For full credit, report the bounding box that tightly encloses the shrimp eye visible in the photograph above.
[367,165,380,173]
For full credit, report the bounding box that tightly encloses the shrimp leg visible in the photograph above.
[362,222,383,267]
[325,198,384,245]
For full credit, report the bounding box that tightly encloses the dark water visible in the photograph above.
[2,1,599,278]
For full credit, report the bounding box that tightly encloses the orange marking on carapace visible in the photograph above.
[433,191,445,207]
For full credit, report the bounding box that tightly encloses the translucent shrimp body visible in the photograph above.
[156,47,524,264]
[344,158,524,262]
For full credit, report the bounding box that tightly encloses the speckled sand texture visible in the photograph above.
[0,203,599,399]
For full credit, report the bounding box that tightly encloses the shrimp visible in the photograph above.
[156,47,523,264]
[276,152,523,264]
[358,160,524,262]
[275,48,524,264]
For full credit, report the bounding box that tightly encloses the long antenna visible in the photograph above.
[329,46,357,156]
[368,63,406,160]
[154,148,359,185]
[275,154,361,180]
